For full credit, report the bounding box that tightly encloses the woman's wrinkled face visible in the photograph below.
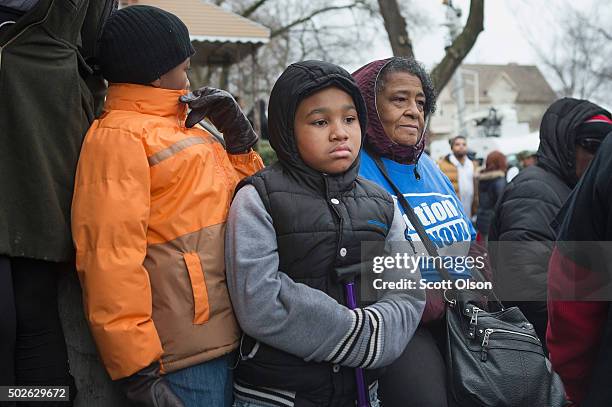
[376,71,426,146]
[294,87,361,174]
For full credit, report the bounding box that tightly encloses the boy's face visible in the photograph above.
[294,87,361,174]
[153,58,191,90]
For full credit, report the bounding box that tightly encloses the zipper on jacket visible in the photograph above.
[0,1,54,72]
[323,174,345,262]
[468,307,480,339]
[480,328,540,362]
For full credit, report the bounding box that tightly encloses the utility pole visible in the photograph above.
[443,0,468,137]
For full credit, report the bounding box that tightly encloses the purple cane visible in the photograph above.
[344,281,370,407]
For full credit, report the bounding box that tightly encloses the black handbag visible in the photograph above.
[371,154,567,407]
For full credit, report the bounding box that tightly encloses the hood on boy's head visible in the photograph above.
[268,60,367,171]
[352,58,429,164]
[537,97,610,188]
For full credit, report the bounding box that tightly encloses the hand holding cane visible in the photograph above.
[336,264,371,407]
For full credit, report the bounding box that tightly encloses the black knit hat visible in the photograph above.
[99,5,195,84]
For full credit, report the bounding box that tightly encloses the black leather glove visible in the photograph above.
[180,87,259,154]
[117,362,185,407]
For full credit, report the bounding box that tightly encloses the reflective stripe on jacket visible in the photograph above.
[72,83,264,379]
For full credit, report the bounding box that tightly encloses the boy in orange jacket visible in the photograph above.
[71,6,263,407]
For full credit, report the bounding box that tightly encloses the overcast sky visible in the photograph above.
[351,0,535,69]
[342,0,612,109]
[352,0,603,67]
[343,0,607,100]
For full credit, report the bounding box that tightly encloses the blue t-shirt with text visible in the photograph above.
[359,150,476,281]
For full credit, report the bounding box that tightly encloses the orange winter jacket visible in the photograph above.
[71,84,264,380]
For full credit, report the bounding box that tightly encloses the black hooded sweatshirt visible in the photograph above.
[489,98,611,346]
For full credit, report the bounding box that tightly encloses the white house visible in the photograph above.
[430,64,557,141]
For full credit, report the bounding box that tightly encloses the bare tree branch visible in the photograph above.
[222,0,481,109]
[522,1,612,103]
[240,0,269,18]
[430,0,485,93]
[596,26,612,41]
[270,2,363,38]
[377,0,414,57]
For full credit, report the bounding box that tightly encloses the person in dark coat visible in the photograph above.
[489,98,612,349]
[0,0,115,393]
[476,150,507,243]
[547,132,612,406]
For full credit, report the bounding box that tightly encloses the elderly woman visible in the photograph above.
[353,57,477,406]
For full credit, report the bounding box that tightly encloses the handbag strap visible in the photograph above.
[370,153,455,283]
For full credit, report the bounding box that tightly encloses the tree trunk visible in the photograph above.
[220,64,231,89]
[430,0,485,93]
[377,0,414,58]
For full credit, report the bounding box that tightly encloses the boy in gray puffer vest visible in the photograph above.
[225,60,425,407]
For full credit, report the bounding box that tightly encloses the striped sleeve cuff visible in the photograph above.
[324,307,385,368]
